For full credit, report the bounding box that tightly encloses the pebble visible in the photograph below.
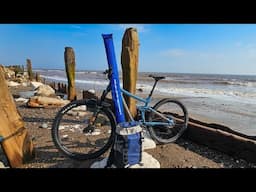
[0,161,6,168]
[40,123,48,129]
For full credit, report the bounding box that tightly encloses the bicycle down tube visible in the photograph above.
[120,88,175,127]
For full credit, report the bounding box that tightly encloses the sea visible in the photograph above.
[36,69,256,105]
[35,69,256,135]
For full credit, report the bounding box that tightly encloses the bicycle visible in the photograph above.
[51,70,189,161]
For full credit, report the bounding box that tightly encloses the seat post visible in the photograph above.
[148,80,158,98]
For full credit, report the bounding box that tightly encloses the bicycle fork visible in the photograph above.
[82,108,100,134]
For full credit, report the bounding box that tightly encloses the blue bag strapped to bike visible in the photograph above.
[102,34,142,168]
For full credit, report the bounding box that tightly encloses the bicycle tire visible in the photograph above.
[147,98,188,144]
[52,99,116,160]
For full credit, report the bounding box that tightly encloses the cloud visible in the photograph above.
[118,24,148,32]
[161,48,186,57]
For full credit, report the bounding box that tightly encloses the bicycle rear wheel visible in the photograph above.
[147,98,188,144]
[52,99,116,160]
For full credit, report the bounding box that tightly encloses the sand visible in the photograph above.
[0,85,256,168]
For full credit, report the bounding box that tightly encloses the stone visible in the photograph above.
[72,105,87,111]
[88,89,95,94]
[129,152,160,168]
[19,91,35,98]
[7,81,20,87]
[84,129,101,136]
[0,161,6,168]
[90,158,109,168]
[90,152,160,168]
[142,130,156,150]
[30,81,44,89]
[35,84,55,97]
[21,82,29,87]
[40,123,48,129]
[15,98,29,103]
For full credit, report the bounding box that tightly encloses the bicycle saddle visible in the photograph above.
[148,74,166,81]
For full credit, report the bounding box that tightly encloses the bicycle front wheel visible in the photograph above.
[52,99,116,160]
[147,98,188,144]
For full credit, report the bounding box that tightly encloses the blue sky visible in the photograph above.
[1,24,256,75]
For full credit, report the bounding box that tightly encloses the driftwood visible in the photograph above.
[121,28,139,118]
[0,65,35,167]
[27,96,70,108]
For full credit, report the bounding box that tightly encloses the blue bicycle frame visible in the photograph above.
[120,88,175,127]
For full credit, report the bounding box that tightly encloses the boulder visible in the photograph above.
[3,67,15,79]
[30,81,44,89]
[35,84,55,97]
[7,81,20,87]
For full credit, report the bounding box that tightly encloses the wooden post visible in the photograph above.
[35,72,41,82]
[26,59,33,81]
[64,84,68,94]
[121,28,140,118]
[0,66,35,168]
[64,47,76,100]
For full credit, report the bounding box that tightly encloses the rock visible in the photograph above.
[7,81,20,87]
[15,97,29,103]
[67,111,78,116]
[21,82,29,87]
[0,161,6,168]
[78,111,87,117]
[129,152,160,168]
[142,137,156,150]
[82,90,97,99]
[90,152,160,168]
[72,105,87,111]
[142,130,156,150]
[84,129,101,136]
[88,89,95,94]
[40,123,48,129]
[19,91,35,98]
[30,81,44,89]
[90,158,109,168]
[35,84,55,97]
[3,67,15,79]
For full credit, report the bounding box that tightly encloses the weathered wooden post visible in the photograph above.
[0,66,35,168]
[64,47,76,100]
[26,59,33,81]
[35,72,41,82]
[121,28,140,118]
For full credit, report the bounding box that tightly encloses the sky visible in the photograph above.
[1,24,256,75]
